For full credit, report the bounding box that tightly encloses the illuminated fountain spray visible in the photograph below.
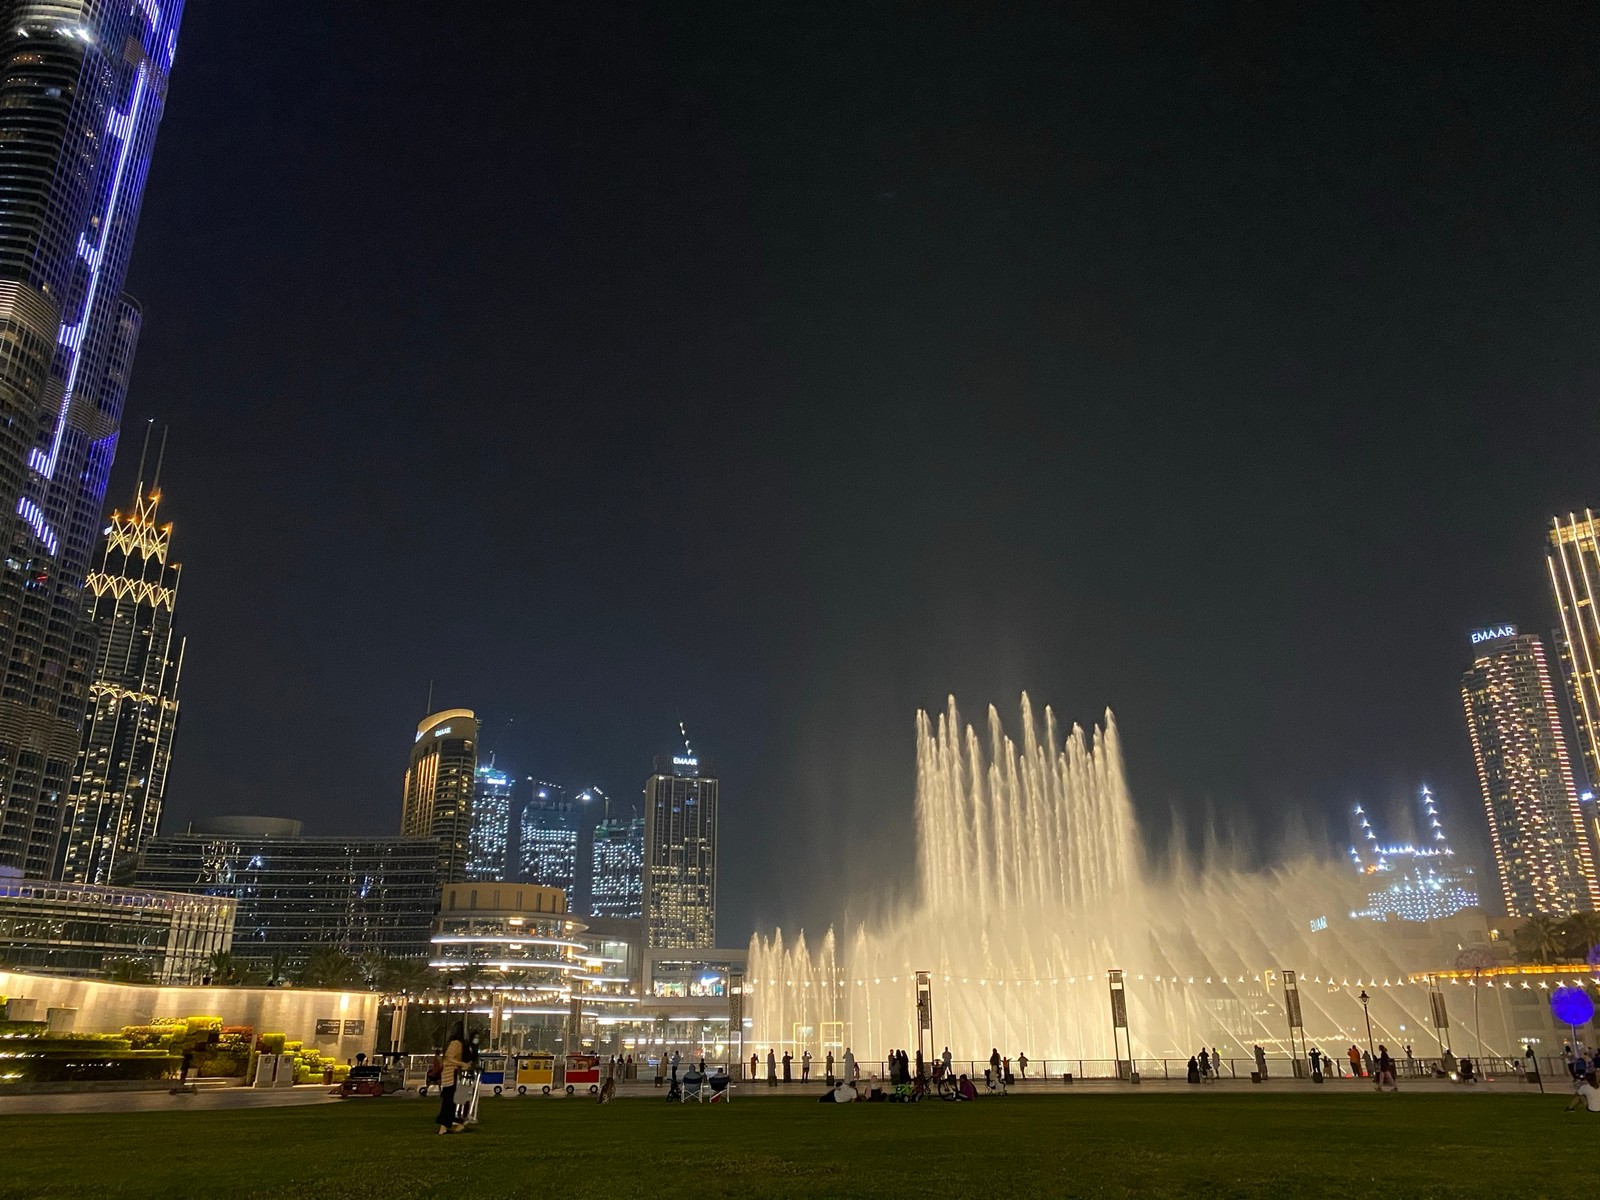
[749,696,1444,1061]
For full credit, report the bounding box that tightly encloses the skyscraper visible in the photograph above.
[642,752,717,948]
[1461,626,1599,917]
[466,763,513,881]
[1346,786,1479,922]
[1549,509,1600,790]
[590,814,644,919]
[54,451,183,883]
[518,780,577,895]
[0,4,186,876]
[401,709,478,884]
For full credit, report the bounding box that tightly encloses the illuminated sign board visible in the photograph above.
[672,756,698,768]
[1470,625,1516,644]
[433,725,453,737]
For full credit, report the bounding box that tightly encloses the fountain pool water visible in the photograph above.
[748,696,1457,1063]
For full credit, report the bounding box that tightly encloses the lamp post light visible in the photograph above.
[1358,989,1374,1058]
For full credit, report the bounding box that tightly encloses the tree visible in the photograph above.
[104,957,153,984]
[1559,914,1600,963]
[1516,915,1565,965]
[258,951,292,987]
[297,946,363,989]
[205,951,247,986]
[373,956,438,997]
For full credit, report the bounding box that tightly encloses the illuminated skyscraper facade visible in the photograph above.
[1549,509,1600,790]
[466,764,512,881]
[0,4,185,876]
[590,814,644,919]
[518,781,577,896]
[1347,786,1479,922]
[642,754,717,949]
[401,709,478,884]
[1461,627,1599,917]
[54,464,182,883]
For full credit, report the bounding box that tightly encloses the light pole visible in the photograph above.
[1358,989,1374,1058]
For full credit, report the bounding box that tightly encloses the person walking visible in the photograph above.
[825,1050,835,1085]
[1017,1051,1028,1080]
[767,1048,777,1087]
[435,1024,468,1135]
[782,1051,792,1083]
[801,1050,812,1082]
[1254,1044,1267,1080]
[1375,1044,1398,1092]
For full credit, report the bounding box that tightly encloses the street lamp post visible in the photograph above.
[1358,989,1374,1059]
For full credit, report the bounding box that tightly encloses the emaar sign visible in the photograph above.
[1470,625,1517,644]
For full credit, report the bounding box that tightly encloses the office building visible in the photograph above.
[1549,509,1600,790]
[0,4,186,877]
[401,709,477,884]
[1347,786,1479,922]
[127,816,439,966]
[54,463,184,883]
[0,867,231,983]
[590,815,644,919]
[642,753,718,949]
[518,781,577,895]
[1461,626,1599,916]
[467,764,513,881]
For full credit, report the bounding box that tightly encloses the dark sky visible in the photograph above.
[120,3,1599,938]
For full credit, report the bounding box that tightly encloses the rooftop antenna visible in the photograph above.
[133,418,154,497]
[488,717,514,765]
[425,679,434,715]
[150,424,169,495]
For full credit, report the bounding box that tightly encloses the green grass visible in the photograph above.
[0,1091,1575,1200]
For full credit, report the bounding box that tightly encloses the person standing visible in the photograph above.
[914,1047,925,1082]
[1308,1047,1321,1080]
[1376,1044,1398,1092]
[825,1050,835,1085]
[801,1049,812,1082]
[1198,1048,1210,1080]
[435,1024,468,1135]
[1254,1044,1267,1080]
[942,1046,953,1078]
[1348,1045,1362,1078]
[1017,1051,1028,1080]
[767,1048,777,1087]
[1212,1047,1222,1078]
[670,1050,681,1084]
[750,1051,758,1081]
[989,1047,1001,1085]
[844,1046,857,1084]
[782,1051,792,1082]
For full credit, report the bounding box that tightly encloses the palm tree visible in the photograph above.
[298,945,363,989]
[1516,915,1565,965]
[259,951,292,987]
[104,957,153,984]
[206,950,246,985]
[375,957,439,997]
[1559,914,1600,963]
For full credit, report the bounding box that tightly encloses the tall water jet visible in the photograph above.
[750,696,1452,1062]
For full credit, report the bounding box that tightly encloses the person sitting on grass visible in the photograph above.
[1567,1072,1600,1113]
[956,1073,977,1101]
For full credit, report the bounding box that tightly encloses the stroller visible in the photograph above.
[983,1068,1008,1096]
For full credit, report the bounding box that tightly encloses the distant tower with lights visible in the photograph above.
[466,762,513,881]
[54,433,184,884]
[1461,625,1599,916]
[1347,786,1478,921]
[518,780,578,896]
[401,709,478,884]
[591,813,644,919]
[641,724,718,948]
[1549,509,1600,791]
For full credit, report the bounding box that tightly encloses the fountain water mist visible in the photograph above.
[750,696,1447,1062]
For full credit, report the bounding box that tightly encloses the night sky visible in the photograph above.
[119,5,1599,939]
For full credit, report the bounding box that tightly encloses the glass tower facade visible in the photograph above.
[54,465,182,882]
[127,818,440,967]
[1549,509,1600,791]
[467,764,513,881]
[0,3,185,877]
[518,781,577,896]
[642,755,717,949]
[590,814,643,919]
[1461,627,1599,917]
[401,709,477,884]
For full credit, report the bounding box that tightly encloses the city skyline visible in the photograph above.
[1,5,1588,945]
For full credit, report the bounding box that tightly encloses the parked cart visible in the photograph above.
[563,1053,601,1095]
[516,1052,556,1095]
[478,1052,509,1096]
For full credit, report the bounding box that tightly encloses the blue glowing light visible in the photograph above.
[1551,986,1594,1028]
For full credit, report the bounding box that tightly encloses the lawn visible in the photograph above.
[0,1090,1573,1200]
